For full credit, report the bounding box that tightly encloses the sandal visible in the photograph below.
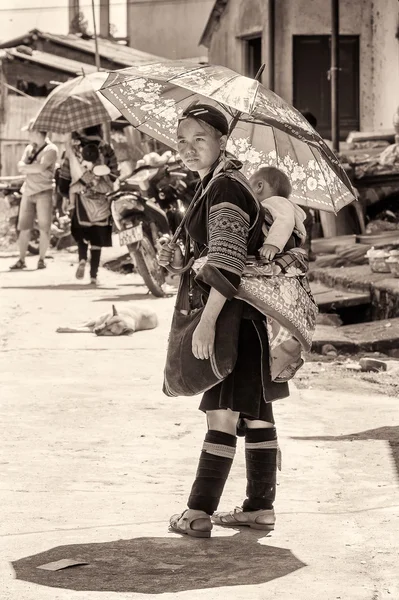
[9,259,26,270]
[75,260,86,280]
[212,507,275,530]
[169,509,213,538]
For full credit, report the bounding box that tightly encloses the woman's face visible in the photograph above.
[177,118,225,178]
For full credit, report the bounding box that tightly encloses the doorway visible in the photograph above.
[293,35,360,139]
[243,35,262,79]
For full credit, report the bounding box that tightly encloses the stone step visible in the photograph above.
[312,317,399,354]
[309,263,399,320]
[310,281,370,311]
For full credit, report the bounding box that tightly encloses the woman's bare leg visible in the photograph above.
[245,419,275,429]
[207,408,240,434]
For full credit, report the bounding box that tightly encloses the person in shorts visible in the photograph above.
[10,120,58,270]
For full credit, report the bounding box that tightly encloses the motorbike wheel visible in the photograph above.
[27,228,40,255]
[130,234,166,298]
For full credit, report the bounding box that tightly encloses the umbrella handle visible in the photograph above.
[164,258,194,275]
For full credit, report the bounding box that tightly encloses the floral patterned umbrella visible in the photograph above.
[100,61,356,212]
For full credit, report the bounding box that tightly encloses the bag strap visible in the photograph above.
[26,142,48,165]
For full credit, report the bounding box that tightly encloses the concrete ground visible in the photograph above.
[1,251,398,600]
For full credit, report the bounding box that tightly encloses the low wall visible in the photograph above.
[309,263,399,320]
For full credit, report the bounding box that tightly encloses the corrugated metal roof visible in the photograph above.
[2,47,98,75]
[42,31,164,65]
[0,29,164,66]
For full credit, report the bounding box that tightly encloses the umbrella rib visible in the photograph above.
[270,126,281,170]
[117,63,209,87]
[284,132,311,209]
[171,73,242,103]
[168,63,209,83]
[248,81,260,114]
[311,146,337,213]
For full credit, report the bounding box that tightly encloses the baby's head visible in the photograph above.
[250,167,292,201]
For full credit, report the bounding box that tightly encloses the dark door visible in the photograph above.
[293,35,359,139]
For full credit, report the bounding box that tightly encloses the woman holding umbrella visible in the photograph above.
[159,104,290,538]
[99,61,356,539]
[58,125,119,285]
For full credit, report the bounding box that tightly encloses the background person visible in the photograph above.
[57,125,119,285]
[9,121,58,270]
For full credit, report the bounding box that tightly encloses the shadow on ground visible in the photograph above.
[93,293,159,303]
[93,288,178,302]
[293,426,399,480]
[12,530,305,594]
[2,285,118,291]
[117,283,149,288]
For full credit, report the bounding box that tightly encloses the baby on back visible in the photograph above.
[250,166,307,260]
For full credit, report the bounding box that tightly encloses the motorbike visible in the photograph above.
[139,152,198,237]
[109,165,173,297]
[108,151,196,297]
[0,176,73,254]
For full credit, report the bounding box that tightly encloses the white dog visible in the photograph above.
[56,304,158,336]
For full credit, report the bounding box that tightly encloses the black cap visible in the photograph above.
[180,104,229,136]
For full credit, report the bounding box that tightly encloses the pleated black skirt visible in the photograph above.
[199,314,290,420]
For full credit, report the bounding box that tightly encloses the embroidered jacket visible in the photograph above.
[185,161,263,301]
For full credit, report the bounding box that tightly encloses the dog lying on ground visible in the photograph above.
[56,304,158,336]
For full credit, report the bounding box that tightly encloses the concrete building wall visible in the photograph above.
[127,0,214,59]
[371,0,399,130]
[208,0,399,132]
[207,0,270,83]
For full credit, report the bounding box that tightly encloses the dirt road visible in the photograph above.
[1,252,398,600]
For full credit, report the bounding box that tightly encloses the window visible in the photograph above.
[244,36,262,79]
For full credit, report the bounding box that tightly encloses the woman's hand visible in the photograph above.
[157,238,183,268]
[192,287,226,359]
[192,317,216,360]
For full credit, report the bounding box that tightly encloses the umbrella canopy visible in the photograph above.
[32,71,121,134]
[100,61,356,212]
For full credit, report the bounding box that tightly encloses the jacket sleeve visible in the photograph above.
[261,196,296,252]
[195,176,251,300]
